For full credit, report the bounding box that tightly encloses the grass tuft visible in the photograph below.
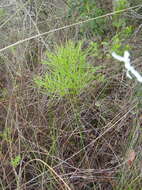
[35,41,100,97]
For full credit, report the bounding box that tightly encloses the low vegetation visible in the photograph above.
[0,0,142,190]
[34,41,102,97]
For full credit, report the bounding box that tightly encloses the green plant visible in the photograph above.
[110,33,131,55]
[88,41,101,57]
[110,0,133,55]
[0,127,12,143]
[112,24,133,53]
[113,0,129,29]
[11,155,21,168]
[102,25,133,56]
[35,41,100,97]
[0,88,8,101]
[67,0,107,37]
[113,0,129,11]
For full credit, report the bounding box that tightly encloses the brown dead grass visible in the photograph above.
[0,1,142,190]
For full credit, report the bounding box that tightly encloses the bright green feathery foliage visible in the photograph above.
[34,41,101,97]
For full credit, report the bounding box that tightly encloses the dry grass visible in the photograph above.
[0,0,142,190]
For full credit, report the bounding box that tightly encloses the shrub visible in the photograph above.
[113,0,129,29]
[67,0,107,37]
[34,41,100,97]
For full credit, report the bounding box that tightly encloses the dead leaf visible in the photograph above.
[127,150,136,166]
